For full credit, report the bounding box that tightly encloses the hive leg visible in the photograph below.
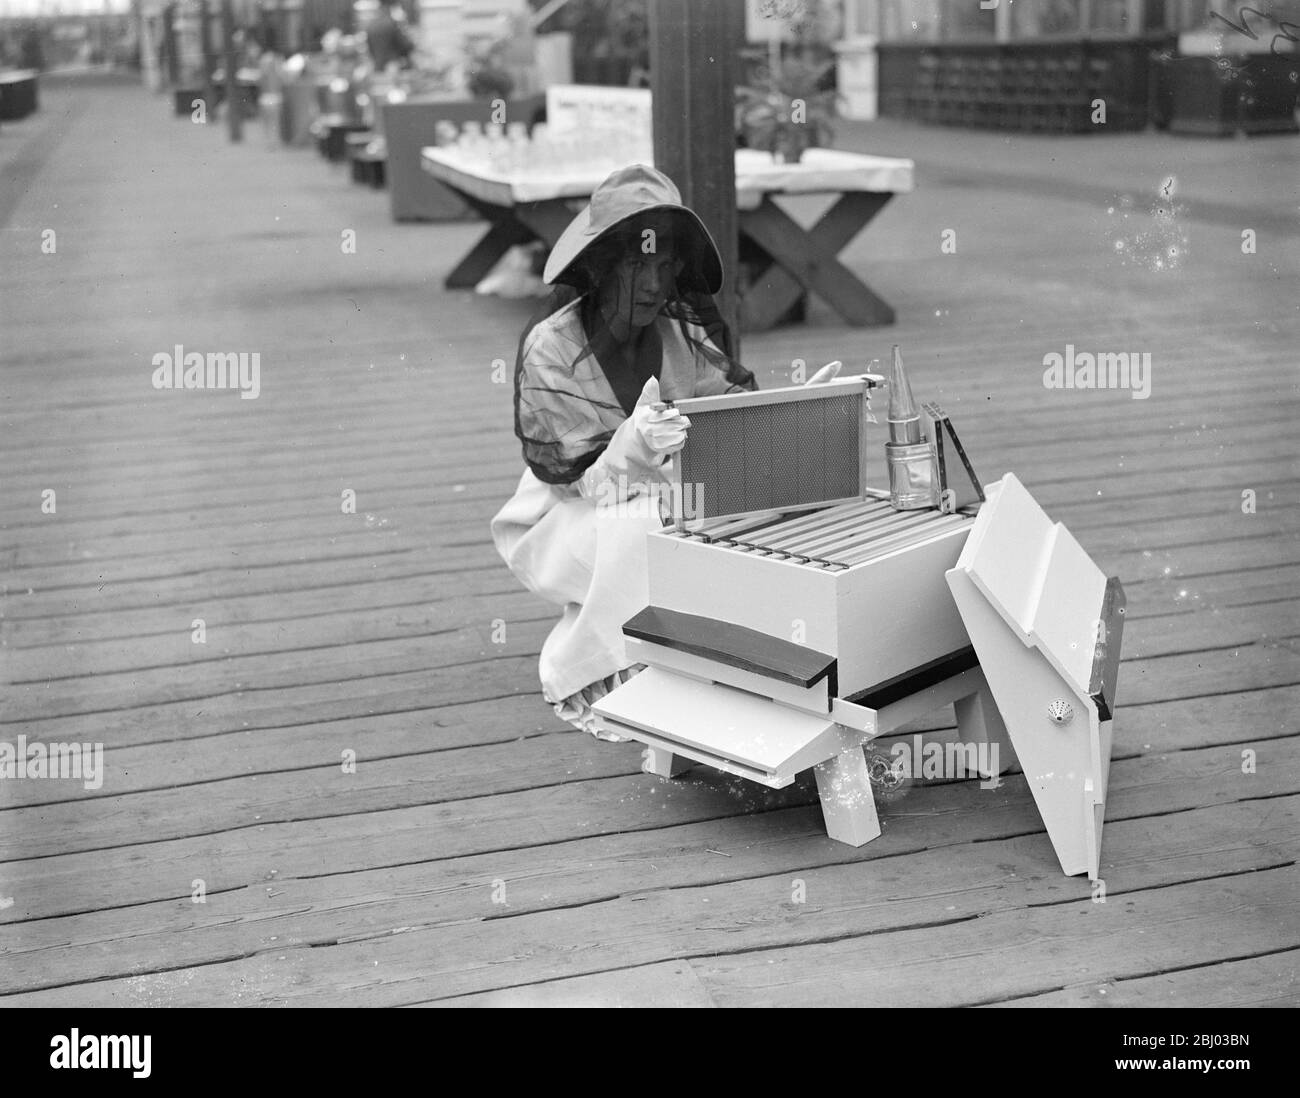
[954,670,1018,783]
[642,746,692,778]
[814,749,882,846]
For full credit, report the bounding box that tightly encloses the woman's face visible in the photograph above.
[597,234,684,333]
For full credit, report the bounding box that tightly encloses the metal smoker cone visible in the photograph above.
[887,345,922,445]
[885,345,934,510]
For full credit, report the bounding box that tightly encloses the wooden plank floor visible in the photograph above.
[1,75,1297,1007]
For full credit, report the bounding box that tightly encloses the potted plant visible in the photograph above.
[466,36,515,101]
[736,56,839,162]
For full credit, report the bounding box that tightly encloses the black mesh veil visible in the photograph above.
[512,218,757,486]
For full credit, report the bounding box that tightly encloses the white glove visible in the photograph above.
[804,360,842,386]
[629,377,691,456]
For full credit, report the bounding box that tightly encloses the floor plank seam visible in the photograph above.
[1,564,521,620]
[16,546,421,596]
[0,690,549,745]
[5,625,478,684]
[1,590,534,649]
[975,942,1300,1007]
[0,732,590,811]
[0,655,547,723]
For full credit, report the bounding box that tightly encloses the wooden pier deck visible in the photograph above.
[1,75,1297,1007]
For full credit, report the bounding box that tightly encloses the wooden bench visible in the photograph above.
[314,116,368,162]
[348,135,387,188]
[0,69,39,121]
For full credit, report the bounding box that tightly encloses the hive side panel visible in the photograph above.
[833,525,973,695]
[646,533,840,657]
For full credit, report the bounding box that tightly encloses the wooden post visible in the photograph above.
[1126,0,1145,34]
[649,0,742,359]
[139,2,162,92]
[162,1,180,85]
[199,0,216,99]
[222,0,243,141]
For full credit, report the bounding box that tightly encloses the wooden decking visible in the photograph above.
[1,75,1297,1007]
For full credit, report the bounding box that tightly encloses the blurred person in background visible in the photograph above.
[21,22,46,71]
[365,3,414,72]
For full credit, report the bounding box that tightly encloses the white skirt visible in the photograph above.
[491,468,666,710]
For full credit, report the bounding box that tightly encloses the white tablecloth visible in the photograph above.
[421,145,914,210]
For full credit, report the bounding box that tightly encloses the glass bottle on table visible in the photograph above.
[529,122,550,173]
[505,121,529,175]
[484,122,508,172]
[458,120,485,168]
[434,119,459,148]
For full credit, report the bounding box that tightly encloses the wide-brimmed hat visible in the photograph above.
[543,164,723,294]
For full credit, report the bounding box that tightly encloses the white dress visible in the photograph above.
[490,297,748,733]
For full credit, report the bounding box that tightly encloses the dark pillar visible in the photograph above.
[162,2,180,85]
[200,0,215,94]
[222,0,243,141]
[649,0,743,359]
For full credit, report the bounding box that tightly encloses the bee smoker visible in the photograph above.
[885,345,937,510]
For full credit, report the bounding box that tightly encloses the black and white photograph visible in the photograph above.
[1,0,1297,1031]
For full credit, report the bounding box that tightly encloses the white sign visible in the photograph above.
[746,0,817,42]
[545,84,652,138]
